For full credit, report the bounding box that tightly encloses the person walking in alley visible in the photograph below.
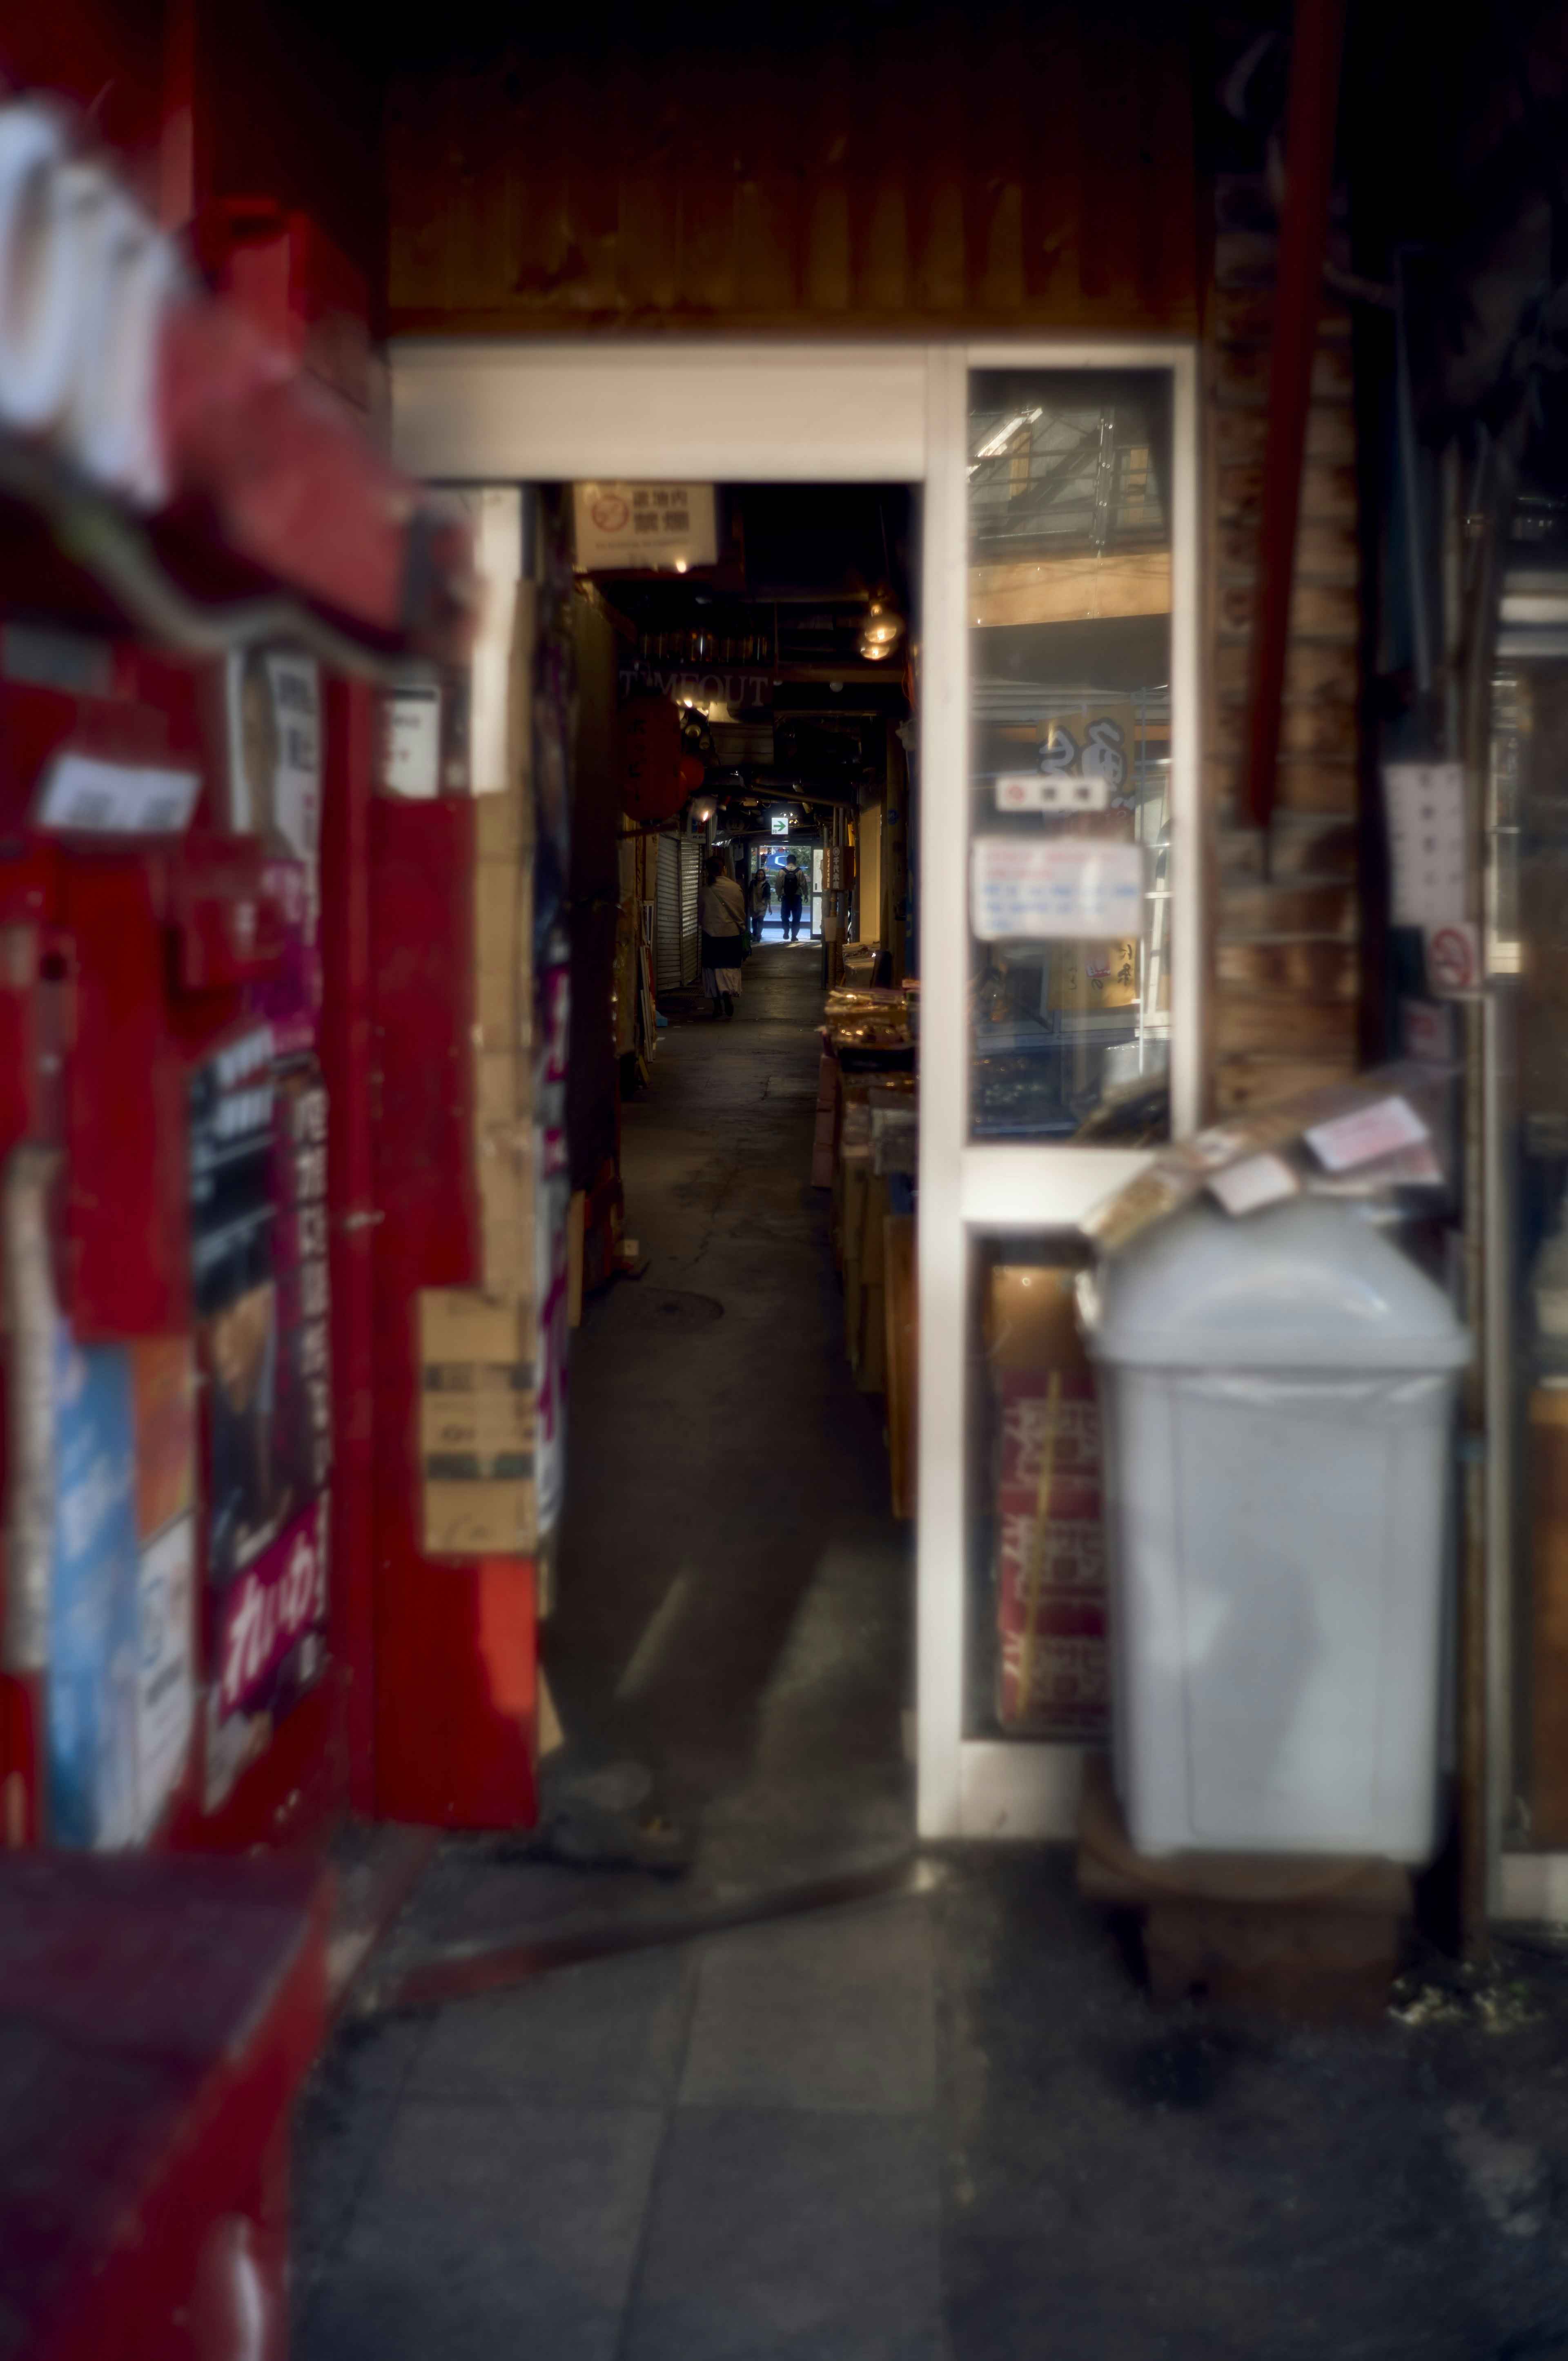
[779,855,806,943]
[699,850,748,1020]
[748,862,771,941]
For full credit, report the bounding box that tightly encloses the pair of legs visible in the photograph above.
[782,904,802,942]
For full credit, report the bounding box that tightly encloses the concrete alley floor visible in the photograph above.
[294,944,1568,2361]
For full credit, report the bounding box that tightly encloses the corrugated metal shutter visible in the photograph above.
[679,837,701,986]
[655,835,681,991]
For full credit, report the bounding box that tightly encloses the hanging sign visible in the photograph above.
[574,483,718,573]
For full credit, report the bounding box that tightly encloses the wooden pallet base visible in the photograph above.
[1077,1755,1410,2025]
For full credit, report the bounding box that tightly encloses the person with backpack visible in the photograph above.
[779,855,806,944]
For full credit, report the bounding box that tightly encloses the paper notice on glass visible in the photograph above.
[1385,763,1466,928]
[573,483,718,573]
[1305,1095,1427,1173]
[972,839,1145,942]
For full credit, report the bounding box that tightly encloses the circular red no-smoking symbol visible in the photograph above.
[1427,924,1476,993]
[590,494,630,534]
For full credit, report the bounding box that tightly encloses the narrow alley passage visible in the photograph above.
[550,938,914,1889]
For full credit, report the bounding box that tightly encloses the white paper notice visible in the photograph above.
[383,686,441,798]
[1385,763,1465,928]
[35,753,200,837]
[971,839,1145,942]
[135,1512,195,1841]
[1305,1096,1428,1174]
[573,483,718,573]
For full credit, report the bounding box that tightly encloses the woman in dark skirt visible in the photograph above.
[698,850,748,1019]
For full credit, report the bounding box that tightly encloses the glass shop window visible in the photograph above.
[968,371,1174,1144]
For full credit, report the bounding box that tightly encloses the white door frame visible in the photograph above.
[390,335,1202,1843]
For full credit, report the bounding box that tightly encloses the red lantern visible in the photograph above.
[618,696,689,823]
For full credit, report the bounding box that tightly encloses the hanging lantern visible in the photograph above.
[618,695,687,822]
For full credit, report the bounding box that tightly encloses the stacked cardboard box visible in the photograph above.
[420,586,538,1558]
[419,1287,536,1554]
[811,1051,839,1189]
[884,1214,917,1519]
[986,1264,1109,1737]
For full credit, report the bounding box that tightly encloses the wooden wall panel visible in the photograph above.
[384,0,1198,335]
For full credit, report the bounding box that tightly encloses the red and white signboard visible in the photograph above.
[572,483,718,572]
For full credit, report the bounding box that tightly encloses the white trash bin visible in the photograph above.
[1080,1195,1469,1862]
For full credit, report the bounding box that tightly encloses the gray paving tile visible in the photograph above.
[408,1945,695,2106]
[296,2096,664,2361]
[291,2016,430,2311]
[625,2106,943,2361]
[679,1900,935,2115]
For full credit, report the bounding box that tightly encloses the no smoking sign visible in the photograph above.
[1424,920,1481,998]
[590,494,630,534]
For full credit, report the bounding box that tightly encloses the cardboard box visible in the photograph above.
[858,1281,886,1393]
[419,1379,534,1464]
[417,1290,536,1557]
[419,1289,523,1365]
[423,1480,537,1556]
[861,1174,890,1290]
[986,1265,1107,1738]
[476,1137,535,1309]
[884,1214,917,1519]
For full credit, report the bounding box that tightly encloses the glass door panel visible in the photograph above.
[967,370,1174,1144]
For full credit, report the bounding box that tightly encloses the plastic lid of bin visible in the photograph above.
[1081,1195,1471,1371]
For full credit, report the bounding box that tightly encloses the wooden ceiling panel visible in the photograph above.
[384,0,1199,335]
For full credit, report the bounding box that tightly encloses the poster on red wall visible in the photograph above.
[225,648,323,1055]
[189,1023,332,1811]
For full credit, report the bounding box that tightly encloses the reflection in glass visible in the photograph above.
[967,371,1173,1142]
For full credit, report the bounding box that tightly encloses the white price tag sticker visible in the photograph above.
[1207,1152,1300,1216]
[35,753,200,837]
[971,839,1145,942]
